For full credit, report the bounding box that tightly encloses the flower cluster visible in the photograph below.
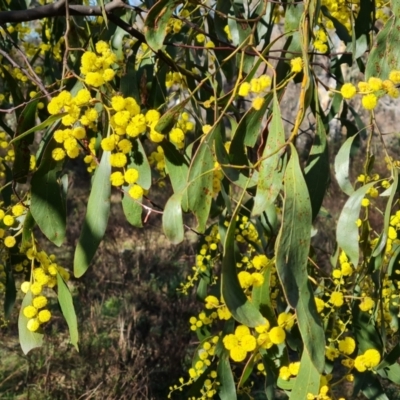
[340,72,400,111]
[238,74,272,110]
[80,41,117,87]
[169,112,194,149]
[21,248,70,332]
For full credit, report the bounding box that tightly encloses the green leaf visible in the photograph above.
[130,139,152,190]
[222,215,265,327]
[290,350,321,400]
[215,129,258,189]
[304,114,329,221]
[12,100,38,183]
[334,134,359,196]
[354,371,389,400]
[372,169,398,258]
[9,113,67,145]
[21,210,35,252]
[275,145,325,373]
[144,0,178,52]
[155,98,190,134]
[4,262,16,319]
[162,193,184,244]
[57,272,79,351]
[336,182,375,265]
[121,194,143,227]
[217,354,237,400]
[275,144,312,307]
[253,92,285,216]
[74,151,111,278]
[18,291,44,354]
[30,140,66,247]
[119,40,141,100]
[378,363,400,385]
[186,129,216,232]
[162,140,189,194]
[365,12,400,80]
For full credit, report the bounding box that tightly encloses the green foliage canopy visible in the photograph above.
[0,0,400,398]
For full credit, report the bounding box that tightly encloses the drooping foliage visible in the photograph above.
[0,0,400,398]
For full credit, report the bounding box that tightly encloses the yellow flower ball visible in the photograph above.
[4,236,16,248]
[110,171,125,187]
[12,204,25,217]
[338,337,356,355]
[329,291,344,307]
[52,148,66,161]
[110,153,127,168]
[23,305,38,318]
[252,96,265,111]
[3,215,14,226]
[38,309,51,323]
[32,295,48,309]
[340,83,357,99]
[124,168,139,185]
[229,345,247,362]
[269,326,286,344]
[21,281,30,293]
[27,318,40,332]
[129,184,144,200]
[315,297,325,313]
[361,93,378,110]
[238,82,250,97]
[30,282,43,295]
[290,57,303,73]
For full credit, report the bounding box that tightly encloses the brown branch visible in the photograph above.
[0,0,128,24]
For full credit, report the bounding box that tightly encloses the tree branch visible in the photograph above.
[0,0,131,25]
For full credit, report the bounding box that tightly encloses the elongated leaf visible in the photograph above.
[217,354,237,400]
[12,100,38,183]
[372,170,398,258]
[275,145,325,373]
[336,182,375,265]
[275,145,312,307]
[187,129,216,232]
[74,151,111,278]
[57,273,79,351]
[162,140,189,194]
[9,113,67,145]
[122,194,143,227]
[304,114,329,221]
[215,129,258,189]
[378,363,400,385]
[365,8,400,80]
[4,263,16,319]
[155,98,190,134]
[253,92,285,216]
[334,134,359,196]
[18,291,43,354]
[222,215,265,327]
[162,193,184,244]
[290,350,320,400]
[144,0,178,52]
[31,140,66,246]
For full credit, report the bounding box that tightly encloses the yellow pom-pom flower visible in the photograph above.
[33,295,48,309]
[290,57,303,73]
[340,83,357,99]
[124,168,139,185]
[110,171,125,187]
[129,184,144,200]
[4,236,16,248]
[38,309,51,323]
[27,318,40,332]
[23,305,38,318]
[362,93,377,110]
